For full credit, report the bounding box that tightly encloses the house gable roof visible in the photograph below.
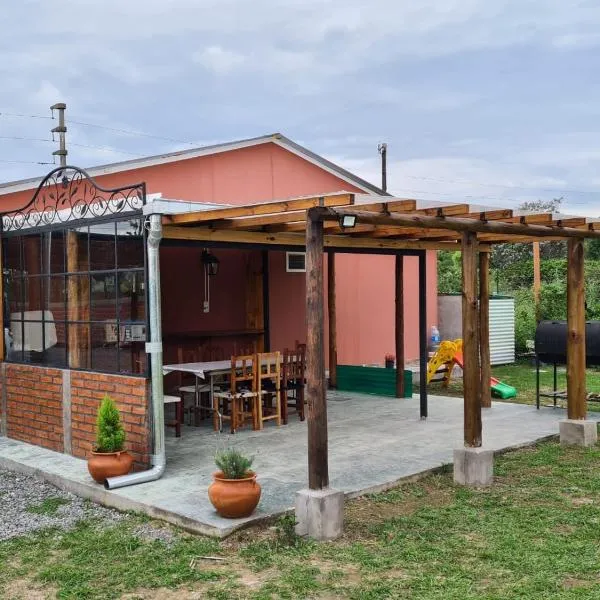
[0,133,388,197]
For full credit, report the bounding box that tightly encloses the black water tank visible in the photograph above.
[535,320,600,366]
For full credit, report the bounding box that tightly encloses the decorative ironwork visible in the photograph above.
[1,166,146,233]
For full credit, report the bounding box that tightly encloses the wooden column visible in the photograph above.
[66,231,80,369]
[395,255,405,397]
[245,251,265,352]
[462,231,481,446]
[306,211,328,490]
[533,241,541,322]
[327,252,337,389]
[479,251,491,408]
[566,238,586,420]
[0,239,4,361]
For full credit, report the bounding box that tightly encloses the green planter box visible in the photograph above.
[336,365,413,398]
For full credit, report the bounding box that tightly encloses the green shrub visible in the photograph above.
[215,448,253,479]
[95,395,126,453]
[513,289,536,353]
[539,281,566,320]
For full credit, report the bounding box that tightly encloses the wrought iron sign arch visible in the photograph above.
[1,165,146,234]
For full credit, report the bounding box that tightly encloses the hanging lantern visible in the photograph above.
[201,250,220,276]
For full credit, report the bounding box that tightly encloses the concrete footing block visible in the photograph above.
[453,447,493,487]
[559,419,598,447]
[295,487,344,541]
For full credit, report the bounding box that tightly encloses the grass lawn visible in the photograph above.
[426,358,600,409]
[3,437,600,598]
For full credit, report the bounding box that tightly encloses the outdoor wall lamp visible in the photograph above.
[201,249,219,313]
[201,249,220,276]
[339,214,357,229]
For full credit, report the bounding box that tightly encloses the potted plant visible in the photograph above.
[385,353,395,369]
[87,395,133,484]
[208,448,261,518]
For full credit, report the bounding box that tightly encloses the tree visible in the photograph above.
[491,198,564,270]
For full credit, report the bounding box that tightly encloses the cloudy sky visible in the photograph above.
[2,0,600,214]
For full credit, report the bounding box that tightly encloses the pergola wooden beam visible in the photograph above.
[325,208,600,239]
[164,192,355,225]
[162,225,472,251]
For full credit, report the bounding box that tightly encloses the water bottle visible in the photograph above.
[430,325,440,352]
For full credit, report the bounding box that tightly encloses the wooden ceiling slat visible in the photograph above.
[164,192,355,225]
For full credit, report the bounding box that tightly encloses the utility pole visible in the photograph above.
[378,142,387,193]
[51,103,67,168]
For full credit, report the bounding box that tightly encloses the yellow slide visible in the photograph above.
[426,339,463,386]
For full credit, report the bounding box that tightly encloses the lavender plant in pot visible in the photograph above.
[208,449,261,518]
[87,395,133,484]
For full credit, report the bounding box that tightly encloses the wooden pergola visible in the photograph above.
[162,191,600,492]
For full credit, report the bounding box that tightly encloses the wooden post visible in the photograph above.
[395,255,405,397]
[0,239,4,361]
[306,210,328,490]
[245,251,265,352]
[566,238,586,420]
[462,231,481,446]
[66,231,80,369]
[479,251,491,408]
[533,241,541,322]
[327,252,337,389]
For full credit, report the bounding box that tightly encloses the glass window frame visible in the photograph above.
[2,216,148,377]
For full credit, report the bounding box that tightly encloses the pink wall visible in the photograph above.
[0,141,438,363]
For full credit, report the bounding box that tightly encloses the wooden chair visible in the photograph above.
[213,354,259,433]
[164,394,183,437]
[256,351,282,428]
[177,346,211,426]
[282,346,306,424]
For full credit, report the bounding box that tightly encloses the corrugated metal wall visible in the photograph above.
[438,295,515,365]
[489,298,515,365]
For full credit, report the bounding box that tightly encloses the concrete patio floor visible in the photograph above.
[0,392,596,537]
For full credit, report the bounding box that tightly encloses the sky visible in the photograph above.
[2,0,600,215]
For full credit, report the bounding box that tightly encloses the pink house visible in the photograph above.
[0,133,437,367]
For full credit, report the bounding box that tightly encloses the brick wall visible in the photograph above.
[5,364,64,452]
[70,372,150,469]
[0,363,151,469]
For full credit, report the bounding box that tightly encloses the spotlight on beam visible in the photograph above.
[339,214,357,229]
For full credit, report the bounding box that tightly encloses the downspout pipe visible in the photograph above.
[105,213,166,489]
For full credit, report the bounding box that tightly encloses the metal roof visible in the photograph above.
[0,133,388,197]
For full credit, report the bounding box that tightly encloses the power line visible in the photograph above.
[403,174,600,197]
[0,109,201,147]
[0,135,144,157]
[0,159,54,165]
[0,111,53,120]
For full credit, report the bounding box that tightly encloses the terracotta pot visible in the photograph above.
[208,471,261,518]
[87,450,134,484]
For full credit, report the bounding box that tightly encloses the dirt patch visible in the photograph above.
[343,483,455,539]
[4,578,57,600]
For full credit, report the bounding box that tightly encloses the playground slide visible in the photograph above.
[453,352,518,399]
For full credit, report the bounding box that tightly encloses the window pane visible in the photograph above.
[40,231,65,274]
[118,271,145,322]
[6,274,23,318]
[117,220,144,268]
[7,320,23,362]
[90,222,116,270]
[22,234,42,276]
[67,323,91,370]
[65,227,88,272]
[23,277,43,312]
[3,237,21,271]
[91,273,116,321]
[118,325,146,375]
[47,276,65,321]
[66,275,90,316]
[91,322,119,373]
